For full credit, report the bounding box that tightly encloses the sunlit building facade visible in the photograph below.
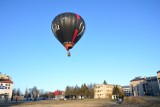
[130,72,160,96]
[0,73,13,101]
[94,84,114,99]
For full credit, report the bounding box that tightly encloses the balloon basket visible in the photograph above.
[67,51,71,57]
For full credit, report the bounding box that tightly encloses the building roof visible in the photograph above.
[145,76,157,81]
[95,84,114,86]
[122,86,130,88]
[130,76,157,82]
[54,90,63,96]
[0,74,11,79]
[0,79,13,84]
[130,77,145,82]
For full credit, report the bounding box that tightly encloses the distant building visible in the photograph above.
[94,84,121,99]
[121,86,132,96]
[0,73,13,101]
[54,90,65,100]
[157,71,160,93]
[130,74,159,96]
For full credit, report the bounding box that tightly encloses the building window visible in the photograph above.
[5,84,8,86]
[5,87,7,89]
[1,84,3,86]
[8,87,10,89]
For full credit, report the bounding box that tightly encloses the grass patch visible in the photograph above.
[124,97,145,104]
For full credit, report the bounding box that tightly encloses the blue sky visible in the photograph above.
[0,0,160,93]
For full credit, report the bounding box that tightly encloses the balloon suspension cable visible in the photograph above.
[67,51,71,57]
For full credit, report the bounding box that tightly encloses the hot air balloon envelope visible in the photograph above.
[51,12,86,56]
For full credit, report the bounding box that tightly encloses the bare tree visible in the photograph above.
[32,86,39,99]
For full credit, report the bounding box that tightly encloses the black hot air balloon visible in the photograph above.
[51,12,86,56]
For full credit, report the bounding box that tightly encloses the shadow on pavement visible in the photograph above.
[0,100,34,107]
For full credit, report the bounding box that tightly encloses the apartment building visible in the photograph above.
[94,84,114,99]
[0,73,13,101]
[130,73,160,96]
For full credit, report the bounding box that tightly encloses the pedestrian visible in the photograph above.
[16,96,18,103]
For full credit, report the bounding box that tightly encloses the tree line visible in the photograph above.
[65,83,95,99]
[12,86,55,101]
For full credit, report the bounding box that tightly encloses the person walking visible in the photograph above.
[16,96,18,103]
